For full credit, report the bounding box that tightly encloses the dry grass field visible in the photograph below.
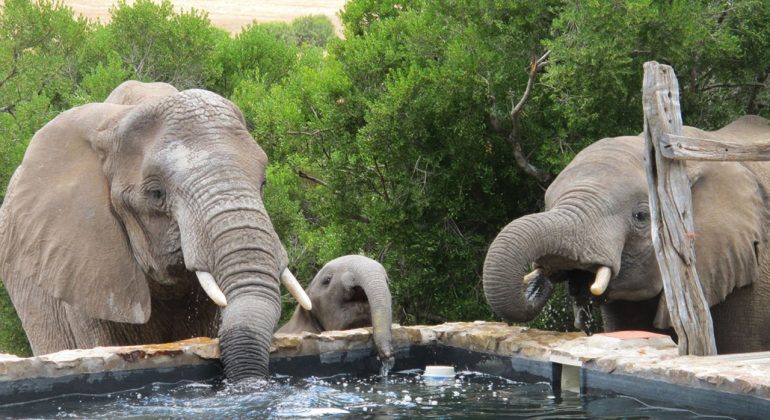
[5,1,347,34]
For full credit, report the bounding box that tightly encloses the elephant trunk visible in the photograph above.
[347,259,393,363]
[483,209,578,322]
[207,207,282,381]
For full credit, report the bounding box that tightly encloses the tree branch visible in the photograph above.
[0,49,22,91]
[287,128,333,136]
[0,104,15,115]
[511,50,549,117]
[700,82,766,92]
[372,156,390,202]
[507,50,553,184]
[0,63,18,90]
[297,169,330,188]
[746,64,770,115]
[296,169,370,223]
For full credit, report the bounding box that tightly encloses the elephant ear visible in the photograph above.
[654,117,770,329]
[692,117,770,300]
[692,161,763,302]
[0,103,151,324]
[654,159,765,329]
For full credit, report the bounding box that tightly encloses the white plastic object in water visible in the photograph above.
[423,365,455,378]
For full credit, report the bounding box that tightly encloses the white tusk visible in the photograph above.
[523,268,543,285]
[281,268,312,311]
[590,266,612,296]
[196,271,227,307]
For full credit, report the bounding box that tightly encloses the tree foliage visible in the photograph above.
[0,0,88,200]
[1,0,770,352]
[99,0,226,89]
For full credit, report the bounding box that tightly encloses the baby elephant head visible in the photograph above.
[278,255,394,364]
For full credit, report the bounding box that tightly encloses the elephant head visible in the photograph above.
[277,255,394,364]
[0,81,310,380]
[483,116,770,339]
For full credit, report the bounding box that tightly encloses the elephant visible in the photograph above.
[483,115,770,353]
[277,255,394,364]
[0,80,311,381]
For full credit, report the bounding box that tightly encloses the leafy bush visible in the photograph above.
[0,0,90,198]
[0,286,30,356]
[286,15,337,48]
[98,0,226,89]
[212,21,299,96]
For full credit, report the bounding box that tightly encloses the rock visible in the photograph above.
[0,323,767,401]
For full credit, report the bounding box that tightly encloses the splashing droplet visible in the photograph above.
[379,357,395,377]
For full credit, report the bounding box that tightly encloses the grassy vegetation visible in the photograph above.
[0,286,30,356]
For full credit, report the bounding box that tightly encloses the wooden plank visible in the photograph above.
[642,61,717,356]
[662,134,770,161]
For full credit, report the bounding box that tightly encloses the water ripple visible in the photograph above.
[0,371,731,419]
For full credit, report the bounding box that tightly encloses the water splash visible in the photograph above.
[379,357,395,377]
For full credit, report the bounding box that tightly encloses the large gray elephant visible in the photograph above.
[277,255,394,364]
[483,115,770,353]
[0,80,310,381]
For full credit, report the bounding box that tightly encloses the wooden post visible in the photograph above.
[642,61,717,356]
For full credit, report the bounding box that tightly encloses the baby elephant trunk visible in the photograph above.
[345,256,394,364]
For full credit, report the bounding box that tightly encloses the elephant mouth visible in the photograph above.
[535,253,613,298]
[342,286,372,327]
[559,269,610,305]
[537,265,611,335]
[346,286,368,303]
[567,270,606,335]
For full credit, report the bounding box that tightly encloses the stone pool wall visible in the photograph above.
[1,322,769,402]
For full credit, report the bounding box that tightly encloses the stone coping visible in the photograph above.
[0,321,768,401]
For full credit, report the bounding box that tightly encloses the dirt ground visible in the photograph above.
[17,1,348,34]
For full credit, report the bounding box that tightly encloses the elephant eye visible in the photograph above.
[145,187,166,205]
[633,210,649,223]
[321,276,332,287]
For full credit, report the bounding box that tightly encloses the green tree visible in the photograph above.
[0,0,89,199]
[545,0,770,140]
[246,0,564,323]
[97,0,226,89]
[288,15,337,47]
[213,21,300,96]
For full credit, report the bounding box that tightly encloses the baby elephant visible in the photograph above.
[278,255,394,363]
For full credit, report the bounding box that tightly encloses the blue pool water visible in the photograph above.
[1,370,730,418]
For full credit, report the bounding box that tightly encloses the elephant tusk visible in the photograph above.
[196,271,228,307]
[523,268,543,285]
[590,266,612,296]
[281,268,312,311]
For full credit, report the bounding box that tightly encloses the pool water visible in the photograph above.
[2,370,728,418]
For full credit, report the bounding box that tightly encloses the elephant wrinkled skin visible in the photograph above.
[0,80,298,381]
[278,255,394,364]
[484,115,770,353]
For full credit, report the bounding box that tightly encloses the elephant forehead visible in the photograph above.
[545,137,647,207]
[160,142,213,174]
[157,90,239,120]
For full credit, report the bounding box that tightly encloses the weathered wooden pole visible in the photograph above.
[642,61,717,356]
